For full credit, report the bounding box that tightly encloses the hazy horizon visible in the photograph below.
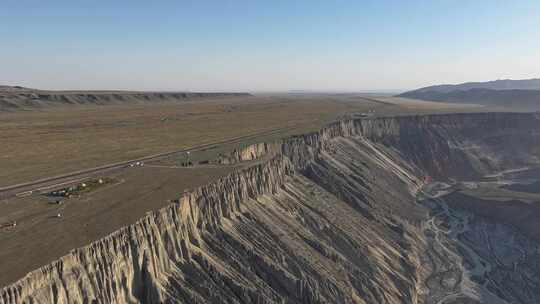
[2,1,540,92]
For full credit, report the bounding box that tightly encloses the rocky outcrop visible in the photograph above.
[215,142,282,165]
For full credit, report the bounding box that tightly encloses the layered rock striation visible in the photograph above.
[0,86,250,111]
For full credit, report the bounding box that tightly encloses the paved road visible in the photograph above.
[0,124,300,200]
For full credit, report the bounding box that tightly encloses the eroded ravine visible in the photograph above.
[420,186,508,304]
[420,170,540,304]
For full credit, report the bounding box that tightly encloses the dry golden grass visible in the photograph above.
[0,95,383,186]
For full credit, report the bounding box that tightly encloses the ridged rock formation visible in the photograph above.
[0,86,250,110]
[2,112,540,304]
[222,112,540,178]
[1,157,292,303]
[216,143,281,165]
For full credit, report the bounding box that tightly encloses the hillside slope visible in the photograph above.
[402,79,540,93]
[398,79,540,109]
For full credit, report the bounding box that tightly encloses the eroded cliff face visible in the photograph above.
[226,112,540,179]
[1,158,292,303]
[0,87,251,110]
[2,112,540,304]
[355,113,540,179]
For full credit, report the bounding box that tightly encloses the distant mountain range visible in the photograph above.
[0,86,251,111]
[398,79,540,109]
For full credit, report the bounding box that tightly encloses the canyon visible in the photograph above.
[2,112,540,304]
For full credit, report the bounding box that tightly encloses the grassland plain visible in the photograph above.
[0,94,495,188]
[0,95,385,187]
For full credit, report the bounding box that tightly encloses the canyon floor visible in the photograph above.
[1,94,539,304]
[420,172,540,304]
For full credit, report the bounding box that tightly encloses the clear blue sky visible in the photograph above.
[1,0,539,92]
